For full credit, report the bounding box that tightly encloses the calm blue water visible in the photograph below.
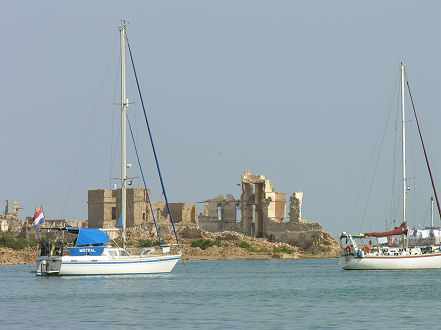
[2,259,441,329]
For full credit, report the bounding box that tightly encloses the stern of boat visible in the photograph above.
[36,256,62,276]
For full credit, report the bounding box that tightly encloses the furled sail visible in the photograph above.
[363,222,407,237]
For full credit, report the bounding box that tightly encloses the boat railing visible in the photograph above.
[124,245,180,256]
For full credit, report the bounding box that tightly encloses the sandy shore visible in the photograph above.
[0,249,337,266]
[0,247,38,265]
[0,244,338,265]
[0,230,340,265]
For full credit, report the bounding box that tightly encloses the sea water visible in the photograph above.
[2,259,441,329]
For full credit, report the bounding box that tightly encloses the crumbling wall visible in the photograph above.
[239,170,287,237]
[240,180,255,235]
[289,192,306,223]
[88,188,197,228]
[264,219,323,232]
[1,200,25,233]
[0,218,23,233]
[168,203,197,224]
[126,188,148,227]
[88,189,116,228]
[266,230,324,248]
[1,200,23,220]
[266,192,287,221]
[199,170,332,248]
[146,202,197,225]
[67,220,88,228]
[198,194,240,232]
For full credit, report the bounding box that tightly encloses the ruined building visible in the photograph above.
[198,170,324,248]
[88,188,197,230]
[0,200,24,232]
[197,194,240,232]
[2,200,23,220]
[0,199,89,239]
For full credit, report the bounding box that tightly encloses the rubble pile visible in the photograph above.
[0,228,340,265]
[126,228,340,260]
[0,247,37,265]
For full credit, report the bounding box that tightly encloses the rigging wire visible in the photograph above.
[405,69,441,223]
[408,129,427,224]
[125,32,180,244]
[359,95,395,233]
[110,53,121,189]
[388,80,401,229]
[385,68,435,230]
[60,42,117,219]
[352,71,400,233]
[126,115,163,245]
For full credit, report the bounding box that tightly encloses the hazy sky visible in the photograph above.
[2,0,441,238]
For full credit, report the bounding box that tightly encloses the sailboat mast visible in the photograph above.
[401,63,407,225]
[120,22,128,249]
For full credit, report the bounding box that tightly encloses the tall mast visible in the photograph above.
[120,22,128,249]
[401,63,407,224]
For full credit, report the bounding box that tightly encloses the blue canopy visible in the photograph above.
[76,229,109,246]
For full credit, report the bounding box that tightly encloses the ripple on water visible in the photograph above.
[2,260,441,329]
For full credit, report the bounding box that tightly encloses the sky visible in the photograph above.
[2,0,441,239]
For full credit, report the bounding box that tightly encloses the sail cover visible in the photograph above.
[76,229,109,246]
[364,222,407,237]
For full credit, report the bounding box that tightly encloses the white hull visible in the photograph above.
[339,254,441,270]
[37,254,180,276]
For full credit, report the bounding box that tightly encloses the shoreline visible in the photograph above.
[182,255,338,261]
[0,246,338,266]
[1,256,338,266]
[0,231,340,265]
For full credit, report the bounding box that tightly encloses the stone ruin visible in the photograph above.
[87,188,198,238]
[0,199,88,239]
[2,189,199,241]
[0,200,24,232]
[1,200,23,219]
[2,173,329,248]
[197,194,240,232]
[198,170,325,248]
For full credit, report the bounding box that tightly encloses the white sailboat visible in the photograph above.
[339,63,441,270]
[36,22,181,276]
